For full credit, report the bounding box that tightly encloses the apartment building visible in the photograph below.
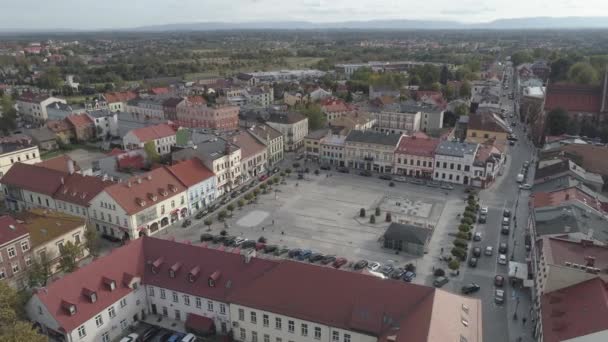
[17,93,66,123]
[266,112,309,152]
[247,124,284,166]
[123,123,177,155]
[0,143,40,178]
[0,215,32,289]
[125,98,166,121]
[176,103,239,130]
[166,158,217,213]
[232,131,268,180]
[344,131,402,174]
[104,91,138,112]
[88,109,119,137]
[432,141,479,185]
[372,103,421,135]
[394,133,439,178]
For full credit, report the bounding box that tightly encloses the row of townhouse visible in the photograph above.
[26,236,482,342]
[304,129,505,187]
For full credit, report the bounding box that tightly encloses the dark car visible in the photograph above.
[433,276,449,287]
[263,245,278,253]
[380,264,394,276]
[195,210,208,219]
[359,170,372,177]
[309,253,325,263]
[379,174,392,181]
[200,233,214,242]
[332,257,348,268]
[223,236,236,246]
[499,242,508,253]
[468,257,478,267]
[288,248,302,258]
[101,234,122,243]
[272,167,280,173]
[220,197,229,205]
[494,275,505,287]
[353,259,369,270]
[298,250,312,260]
[181,219,192,228]
[503,209,511,217]
[501,225,510,235]
[320,164,331,170]
[461,283,481,295]
[337,167,350,173]
[230,191,239,198]
[478,213,487,223]
[212,235,226,244]
[320,255,336,264]
[158,331,174,342]
[141,327,160,341]
[259,174,269,181]
[402,271,416,282]
[241,240,257,249]
[472,247,482,257]
[390,268,406,280]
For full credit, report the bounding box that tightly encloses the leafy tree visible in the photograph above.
[546,108,570,135]
[84,225,100,258]
[448,259,460,271]
[405,263,416,272]
[238,199,245,208]
[204,219,213,229]
[297,104,326,130]
[0,95,17,134]
[455,103,469,117]
[227,204,235,214]
[0,282,45,342]
[460,81,472,98]
[218,210,227,220]
[37,66,63,89]
[59,241,81,273]
[433,268,445,277]
[568,62,598,84]
[27,254,52,287]
[511,51,533,66]
[439,65,450,85]
[144,141,160,164]
[550,58,575,82]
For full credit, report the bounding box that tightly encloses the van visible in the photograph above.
[516,173,524,183]
[181,333,198,342]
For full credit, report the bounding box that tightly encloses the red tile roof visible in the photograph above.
[543,236,608,268]
[46,119,71,133]
[231,131,266,159]
[467,111,509,133]
[35,238,146,332]
[227,261,436,336]
[129,123,176,142]
[150,87,170,95]
[532,187,605,212]
[107,148,125,156]
[104,91,137,104]
[1,162,66,196]
[104,167,186,215]
[395,134,440,157]
[541,278,608,342]
[65,113,94,128]
[560,144,608,176]
[544,84,603,114]
[0,216,29,246]
[54,174,114,207]
[167,159,215,188]
[321,98,356,113]
[36,155,81,173]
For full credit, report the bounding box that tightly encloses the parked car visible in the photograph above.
[255,242,266,251]
[181,219,192,228]
[472,247,482,257]
[288,248,302,258]
[181,333,198,342]
[440,183,454,190]
[167,333,185,342]
[120,333,140,342]
[367,262,381,271]
[494,275,505,287]
[263,245,278,253]
[379,174,392,180]
[380,264,394,276]
[503,209,511,218]
[394,176,407,183]
[309,253,325,262]
[502,217,510,226]
[461,283,481,295]
[333,257,348,268]
[426,181,441,188]
[433,276,449,287]
[298,250,312,260]
[273,247,289,256]
[200,233,214,242]
[230,191,239,198]
[480,207,489,215]
[233,237,247,246]
[195,210,208,219]
[390,268,406,279]
[141,327,160,342]
[485,246,494,256]
[402,271,416,282]
[241,240,257,249]
[220,197,229,205]
[212,235,226,244]
[499,242,508,253]
[468,257,478,267]
[353,260,369,270]
[259,175,268,181]
[410,178,425,185]
[320,164,331,170]
[473,232,482,241]
[519,184,532,190]
[101,234,122,243]
[223,236,236,246]
[498,254,508,265]
[501,225,510,235]
[359,170,372,177]
[320,255,336,264]
[337,167,350,173]
[478,213,487,223]
[495,289,505,304]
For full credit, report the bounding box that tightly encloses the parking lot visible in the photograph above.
[161,167,469,285]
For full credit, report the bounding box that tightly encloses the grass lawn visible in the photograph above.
[284,57,323,68]
[65,95,89,104]
[40,149,65,160]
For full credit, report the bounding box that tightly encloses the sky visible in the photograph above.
[2,0,608,30]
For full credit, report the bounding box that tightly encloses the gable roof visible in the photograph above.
[395,134,439,158]
[128,123,176,143]
[65,113,94,128]
[544,84,603,114]
[1,162,66,196]
[166,159,215,188]
[104,91,137,104]
[36,155,81,173]
[231,131,266,159]
[54,173,114,207]
[0,215,29,246]
[467,111,509,133]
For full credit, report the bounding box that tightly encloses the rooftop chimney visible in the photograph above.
[67,159,75,175]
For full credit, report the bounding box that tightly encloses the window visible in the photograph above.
[220,303,226,314]
[264,335,270,342]
[275,317,282,330]
[276,338,282,342]
[120,319,128,330]
[12,262,19,273]
[183,295,190,306]
[120,298,127,308]
[108,306,116,318]
[25,257,32,267]
[238,308,245,321]
[7,247,15,259]
[102,332,110,342]
[464,165,470,172]
[175,309,181,321]
[288,320,294,333]
[314,327,321,340]
[21,240,29,252]
[263,314,269,327]
[162,306,168,316]
[148,286,155,297]
[172,291,178,303]
[251,311,257,324]
[0,268,6,280]
[344,334,351,342]
[301,324,308,336]
[252,332,258,342]
[333,331,339,341]
[196,297,201,308]
[77,325,86,338]
[95,314,103,327]
[240,328,246,340]
[207,301,213,311]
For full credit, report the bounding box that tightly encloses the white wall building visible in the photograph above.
[17,94,66,123]
[0,143,40,178]
[123,123,177,155]
[432,141,479,185]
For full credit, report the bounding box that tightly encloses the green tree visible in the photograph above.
[546,108,570,135]
[84,225,100,258]
[27,254,52,287]
[37,66,63,89]
[439,65,450,85]
[297,104,326,130]
[511,51,533,66]
[448,259,460,271]
[144,141,160,164]
[204,219,213,229]
[0,95,17,134]
[460,81,472,98]
[568,62,598,84]
[227,204,235,215]
[455,103,469,116]
[59,241,81,273]
[237,199,245,208]
[0,282,45,342]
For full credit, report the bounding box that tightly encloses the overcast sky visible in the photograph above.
[2,0,608,29]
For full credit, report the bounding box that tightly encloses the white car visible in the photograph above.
[393,176,408,183]
[367,262,381,272]
[480,207,489,215]
[519,184,532,190]
[485,246,494,256]
[120,334,139,342]
[498,254,508,265]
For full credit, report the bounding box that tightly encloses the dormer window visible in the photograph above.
[188,266,200,283]
[69,305,76,315]
[209,271,221,287]
[102,277,116,291]
[82,288,97,303]
[151,257,164,274]
[169,262,182,278]
[61,300,77,316]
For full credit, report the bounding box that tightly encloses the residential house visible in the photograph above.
[283,92,308,107]
[266,112,309,151]
[89,167,187,240]
[472,142,505,188]
[382,222,431,256]
[320,97,356,122]
[344,130,403,174]
[88,110,119,138]
[82,95,108,112]
[123,123,177,155]
[236,72,258,86]
[17,208,88,274]
[231,131,267,180]
[319,132,347,167]
[46,120,73,145]
[176,103,239,130]
[36,155,81,174]
[17,93,66,123]
[65,113,96,142]
[304,129,330,161]
[167,159,217,213]
[246,86,274,107]
[465,111,510,145]
[309,87,332,102]
[125,97,165,121]
[394,133,439,178]
[414,91,447,110]
[46,102,83,121]
[0,143,40,178]
[0,215,32,289]
[433,141,479,185]
[534,158,604,193]
[104,91,138,112]
[372,103,422,135]
[25,127,59,151]
[247,124,284,166]
[330,112,375,132]
[162,97,186,121]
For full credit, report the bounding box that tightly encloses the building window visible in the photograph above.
[108,306,116,318]
[21,241,29,252]
[276,338,282,342]
[160,289,166,299]
[0,269,5,280]
[120,319,128,330]
[264,335,270,342]
[252,332,258,342]
[196,297,201,308]
[251,311,257,324]
[263,314,269,327]
[333,331,339,341]
[148,287,155,297]
[301,324,308,336]
[77,325,86,338]
[275,317,282,330]
[102,332,110,342]
[12,262,19,274]
[314,327,321,340]
[25,257,32,267]
[344,334,351,342]
[162,306,168,316]
[7,247,16,259]
[288,320,294,333]
[120,298,127,308]
[175,309,181,321]
[238,308,244,321]
[95,314,103,327]
[220,303,226,314]
[183,295,190,306]
[240,328,246,340]
[207,301,213,312]
[172,292,178,303]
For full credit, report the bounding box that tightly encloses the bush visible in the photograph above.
[218,210,227,220]
[280,171,286,177]
[220,230,227,236]
[227,204,235,212]
[451,247,467,261]
[468,199,476,207]
[385,212,392,222]
[461,217,473,225]
[370,215,376,224]
[458,224,471,232]
[405,263,416,272]
[463,211,476,220]
[237,199,245,208]
[258,236,267,243]
[456,231,469,240]
[360,208,366,217]
[434,268,445,277]
[453,238,468,248]
[465,205,476,213]
[244,193,253,201]
[468,194,475,201]
[253,189,261,196]
[448,259,460,271]
[286,168,292,174]
[375,207,381,216]
[314,169,320,175]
